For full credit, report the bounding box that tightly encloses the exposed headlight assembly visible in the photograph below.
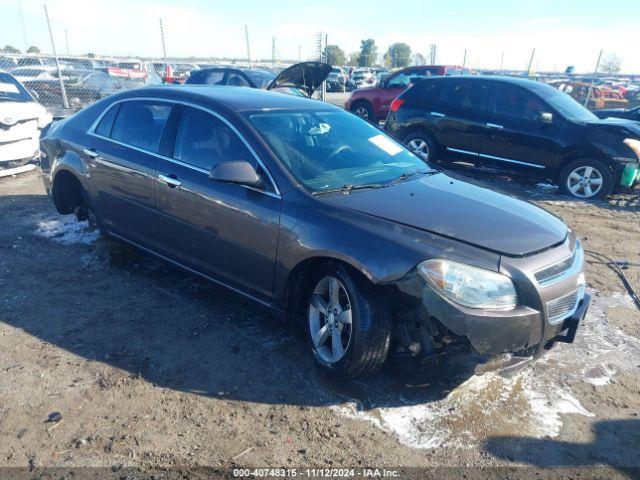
[418,259,518,310]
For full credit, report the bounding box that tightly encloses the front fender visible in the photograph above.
[272,193,500,309]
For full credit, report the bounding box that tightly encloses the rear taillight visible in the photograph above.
[390,98,405,113]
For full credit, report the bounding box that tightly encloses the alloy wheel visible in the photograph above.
[354,106,370,119]
[408,138,430,160]
[308,276,352,364]
[566,165,603,198]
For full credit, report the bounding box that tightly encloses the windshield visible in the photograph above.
[246,109,433,193]
[535,83,598,122]
[0,73,33,102]
[244,69,275,89]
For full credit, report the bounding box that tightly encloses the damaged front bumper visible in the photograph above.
[393,237,590,357]
[419,282,590,355]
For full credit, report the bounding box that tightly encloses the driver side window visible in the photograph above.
[386,72,412,89]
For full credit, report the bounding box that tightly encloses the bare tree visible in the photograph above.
[600,53,622,74]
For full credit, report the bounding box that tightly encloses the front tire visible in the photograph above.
[559,159,613,199]
[306,264,391,378]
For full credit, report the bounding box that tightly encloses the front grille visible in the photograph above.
[534,251,576,285]
[547,290,579,324]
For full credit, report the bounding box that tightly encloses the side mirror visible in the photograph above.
[28,89,40,101]
[540,112,554,124]
[209,160,262,187]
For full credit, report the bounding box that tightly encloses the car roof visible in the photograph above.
[116,85,340,112]
[418,75,553,89]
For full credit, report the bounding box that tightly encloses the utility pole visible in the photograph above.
[462,49,467,68]
[244,25,251,68]
[527,48,536,76]
[585,49,603,108]
[316,32,325,101]
[159,19,168,82]
[316,31,323,61]
[65,28,69,55]
[43,5,68,109]
[500,52,504,71]
[16,0,28,51]
[429,44,437,65]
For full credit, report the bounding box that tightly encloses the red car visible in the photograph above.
[345,65,471,122]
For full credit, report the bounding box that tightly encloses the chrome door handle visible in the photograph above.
[430,111,445,117]
[83,148,98,158]
[486,123,504,129]
[158,174,182,188]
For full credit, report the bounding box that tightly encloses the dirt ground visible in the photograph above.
[1,169,639,479]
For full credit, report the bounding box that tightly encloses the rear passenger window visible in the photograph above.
[226,73,250,87]
[110,101,172,153]
[204,71,225,84]
[189,70,225,85]
[405,81,441,103]
[438,81,491,112]
[95,104,119,137]
[173,107,255,172]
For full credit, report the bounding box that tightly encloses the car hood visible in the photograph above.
[267,62,332,97]
[0,100,51,126]
[585,116,640,136]
[321,173,567,256]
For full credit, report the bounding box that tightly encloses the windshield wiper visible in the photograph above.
[390,168,439,185]
[312,183,388,196]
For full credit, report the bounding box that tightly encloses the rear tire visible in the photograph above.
[351,101,374,122]
[403,132,437,162]
[306,263,391,378]
[558,159,613,199]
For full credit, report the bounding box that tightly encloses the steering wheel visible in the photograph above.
[326,145,354,166]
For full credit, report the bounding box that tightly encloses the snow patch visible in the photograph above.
[36,216,99,245]
[335,291,640,449]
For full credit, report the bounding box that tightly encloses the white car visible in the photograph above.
[9,66,56,83]
[0,72,52,166]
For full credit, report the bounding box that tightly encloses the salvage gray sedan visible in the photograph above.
[39,86,590,378]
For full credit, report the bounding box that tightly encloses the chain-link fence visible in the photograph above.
[2,52,639,118]
[0,53,295,117]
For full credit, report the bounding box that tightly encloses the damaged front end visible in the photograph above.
[385,241,590,362]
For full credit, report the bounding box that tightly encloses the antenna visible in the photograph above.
[272,36,275,67]
[527,48,536,76]
[159,19,168,81]
[43,4,69,109]
[16,0,29,51]
[245,25,252,68]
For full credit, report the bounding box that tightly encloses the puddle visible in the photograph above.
[36,216,99,245]
[335,291,640,449]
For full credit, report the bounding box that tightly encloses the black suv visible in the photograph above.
[385,76,640,199]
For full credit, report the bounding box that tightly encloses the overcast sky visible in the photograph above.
[1,0,638,73]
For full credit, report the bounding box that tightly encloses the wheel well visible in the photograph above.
[284,257,372,322]
[398,124,430,142]
[51,170,84,215]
